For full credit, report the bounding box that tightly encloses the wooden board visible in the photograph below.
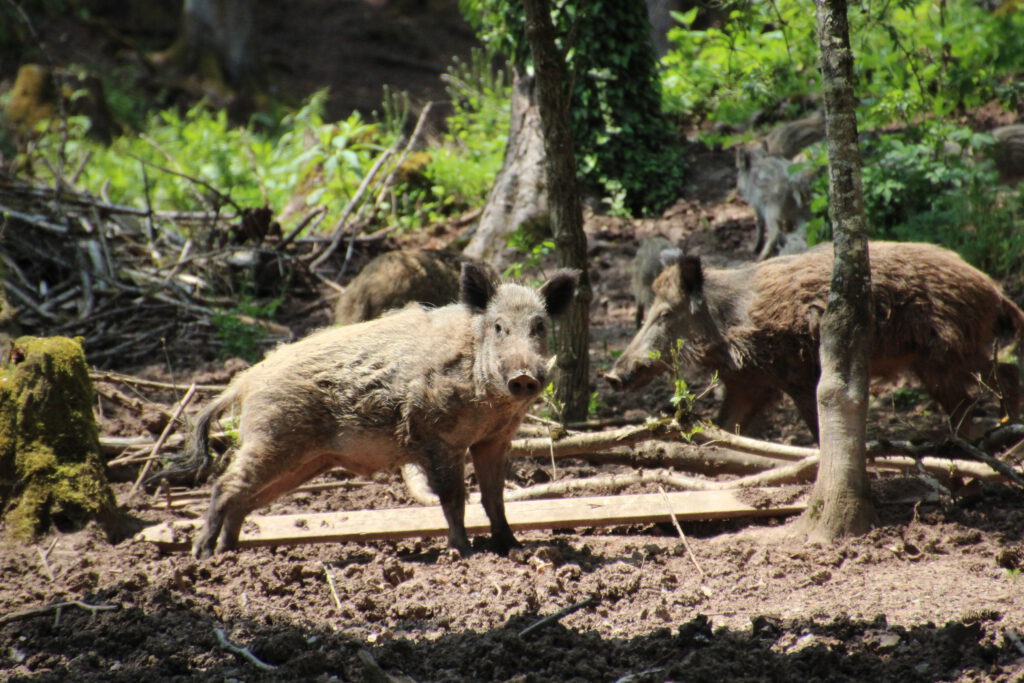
[136,488,807,552]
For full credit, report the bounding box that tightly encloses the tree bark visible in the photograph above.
[797,0,876,541]
[522,0,592,422]
[462,70,549,267]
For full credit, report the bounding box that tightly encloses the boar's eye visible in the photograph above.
[531,320,546,336]
[495,322,503,334]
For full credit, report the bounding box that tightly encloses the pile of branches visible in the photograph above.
[0,174,325,366]
[0,104,452,368]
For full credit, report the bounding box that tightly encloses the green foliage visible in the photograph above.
[890,386,925,412]
[663,0,1024,126]
[461,0,685,216]
[422,51,511,213]
[664,0,1024,281]
[211,298,281,362]
[503,232,555,280]
[662,4,818,124]
[22,92,387,237]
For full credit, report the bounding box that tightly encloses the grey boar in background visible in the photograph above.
[334,249,497,325]
[632,236,678,328]
[735,145,812,261]
[605,241,1024,440]
[993,124,1024,185]
[764,112,825,160]
[185,263,579,558]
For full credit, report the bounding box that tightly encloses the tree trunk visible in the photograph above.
[462,70,549,267]
[797,0,876,542]
[152,0,260,110]
[522,0,592,422]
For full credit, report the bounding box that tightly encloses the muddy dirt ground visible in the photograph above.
[4,3,1024,682]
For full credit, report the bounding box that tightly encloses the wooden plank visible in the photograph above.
[137,488,806,552]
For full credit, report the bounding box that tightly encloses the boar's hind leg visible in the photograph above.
[423,446,471,556]
[471,438,519,555]
[716,384,781,437]
[913,363,976,436]
[194,444,335,558]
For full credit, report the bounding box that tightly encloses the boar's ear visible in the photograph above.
[540,268,580,317]
[735,145,751,171]
[460,262,497,312]
[658,247,683,269]
[678,255,704,297]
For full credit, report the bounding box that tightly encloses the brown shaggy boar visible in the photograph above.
[187,263,579,558]
[334,249,497,325]
[605,242,1024,440]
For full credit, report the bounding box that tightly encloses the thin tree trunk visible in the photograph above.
[797,0,876,541]
[522,0,592,422]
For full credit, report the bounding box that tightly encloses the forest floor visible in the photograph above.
[3,2,1024,681]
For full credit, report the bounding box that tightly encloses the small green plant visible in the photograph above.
[211,297,281,362]
[890,386,925,412]
[587,391,602,419]
[1005,568,1021,582]
[503,233,555,280]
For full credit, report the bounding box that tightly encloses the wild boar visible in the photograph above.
[186,263,579,558]
[605,241,1023,440]
[334,249,497,325]
[764,112,825,160]
[992,124,1024,185]
[632,236,678,328]
[735,145,812,261]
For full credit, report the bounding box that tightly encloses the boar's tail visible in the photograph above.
[144,385,239,488]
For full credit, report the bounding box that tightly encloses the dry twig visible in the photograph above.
[0,600,118,626]
[213,627,277,671]
[658,485,705,579]
[130,383,197,494]
[519,596,597,637]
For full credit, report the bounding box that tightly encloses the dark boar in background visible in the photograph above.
[333,249,497,325]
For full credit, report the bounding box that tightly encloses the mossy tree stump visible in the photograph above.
[0,336,121,541]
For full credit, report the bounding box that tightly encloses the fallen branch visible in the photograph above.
[692,425,815,461]
[509,420,681,459]
[658,485,705,579]
[519,596,597,637]
[130,383,197,494]
[213,627,277,671]
[0,600,118,626]
[950,435,1024,489]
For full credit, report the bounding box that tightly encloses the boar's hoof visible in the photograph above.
[508,373,541,398]
[492,535,523,557]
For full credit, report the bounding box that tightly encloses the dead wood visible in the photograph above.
[509,420,682,459]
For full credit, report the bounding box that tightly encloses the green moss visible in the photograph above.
[0,335,119,541]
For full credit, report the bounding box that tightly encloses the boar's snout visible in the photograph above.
[508,372,542,399]
[603,370,625,391]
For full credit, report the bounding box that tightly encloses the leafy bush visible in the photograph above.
[424,51,510,210]
[663,0,1024,126]
[22,91,389,238]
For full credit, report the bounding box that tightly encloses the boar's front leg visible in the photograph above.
[423,444,471,556]
[471,437,520,555]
